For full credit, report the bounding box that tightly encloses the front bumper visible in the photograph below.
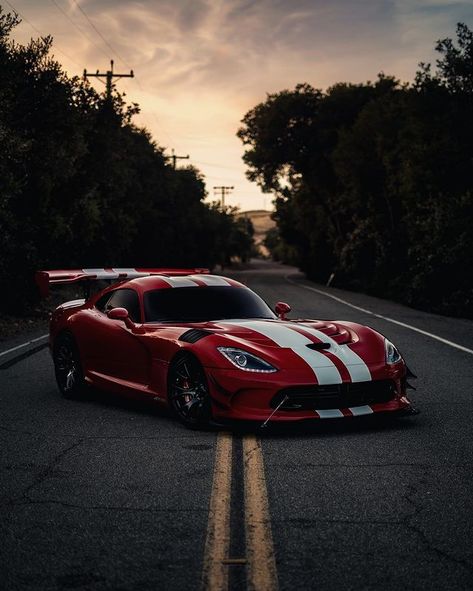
[206,364,412,422]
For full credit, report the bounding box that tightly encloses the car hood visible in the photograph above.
[196,318,387,368]
[209,318,353,345]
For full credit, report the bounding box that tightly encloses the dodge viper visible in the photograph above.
[37,268,415,428]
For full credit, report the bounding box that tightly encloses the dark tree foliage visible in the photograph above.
[0,9,253,312]
[238,23,473,318]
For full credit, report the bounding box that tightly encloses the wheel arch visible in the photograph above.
[52,328,86,369]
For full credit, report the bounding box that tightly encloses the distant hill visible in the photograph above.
[239,209,275,256]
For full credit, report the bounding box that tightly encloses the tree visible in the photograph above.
[435,22,473,95]
[0,9,254,311]
[238,23,473,317]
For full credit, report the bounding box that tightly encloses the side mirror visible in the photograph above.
[107,307,129,321]
[275,301,291,320]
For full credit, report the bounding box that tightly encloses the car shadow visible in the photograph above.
[70,385,420,438]
[217,412,420,439]
[73,385,174,420]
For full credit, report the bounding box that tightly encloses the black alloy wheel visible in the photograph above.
[168,353,212,428]
[53,333,86,399]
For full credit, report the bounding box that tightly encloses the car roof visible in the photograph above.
[118,274,245,293]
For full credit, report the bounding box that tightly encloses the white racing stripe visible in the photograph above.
[83,268,120,278]
[83,268,152,278]
[349,405,374,416]
[316,409,344,418]
[160,275,231,287]
[162,276,200,287]
[298,323,372,382]
[286,275,473,357]
[196,275,231,286]
[293,345,342,384]
[112,267,136,273]
[225,320,342,384]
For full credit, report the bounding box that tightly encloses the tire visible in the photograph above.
[53,333,86,399]
[168,352,212,429]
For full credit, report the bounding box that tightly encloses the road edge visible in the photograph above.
[0,334,49,369]
[285,274,473,356]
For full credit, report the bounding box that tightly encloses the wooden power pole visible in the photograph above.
[213,186,234,208]
[83,59,134,100]
[171,149,190,169]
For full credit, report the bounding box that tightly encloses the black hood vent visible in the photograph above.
[306,342,331,350]
[179,329,213,343]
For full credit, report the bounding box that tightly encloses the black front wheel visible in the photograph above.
[53,333,86,399]
[168,353,212,429]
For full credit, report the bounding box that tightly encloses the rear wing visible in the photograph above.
[36,267,210,297]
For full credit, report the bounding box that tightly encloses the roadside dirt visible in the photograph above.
[0,286,84,343]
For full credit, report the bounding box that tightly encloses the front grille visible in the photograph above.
[271,380,396,410]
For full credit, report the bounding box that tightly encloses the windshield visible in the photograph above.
[144,286,276,322]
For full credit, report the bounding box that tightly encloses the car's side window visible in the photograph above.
[95,293,112,313]
[104,289,141,323]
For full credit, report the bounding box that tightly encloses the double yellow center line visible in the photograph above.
[201,432,278,591]
[201,432,233,591]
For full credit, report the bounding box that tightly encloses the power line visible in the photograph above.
[6,0,189,173]
[4,0,42,35]
[71,0,133,70]
[53,2,178,149]
[3,0,82,67]
[206,177,243,183]
[5,0,182,158]
[118,76,181,148]
[67,0,168,143]
[150,113,176,148]
[193,160,243,171]
[50,0,111,62]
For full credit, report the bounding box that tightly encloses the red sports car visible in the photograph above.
[37,268,415,428]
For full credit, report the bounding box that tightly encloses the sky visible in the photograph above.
[4,0,473,211]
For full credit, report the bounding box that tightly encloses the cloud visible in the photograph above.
[7,0,473,210]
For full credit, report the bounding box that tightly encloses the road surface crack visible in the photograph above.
[400,467,473,574]
[280,515,473,573]
[8,439,85,504]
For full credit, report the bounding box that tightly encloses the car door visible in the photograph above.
[85,288,151,387]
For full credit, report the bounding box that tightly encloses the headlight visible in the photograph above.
[217,347,278,373]
[385,339,402,364]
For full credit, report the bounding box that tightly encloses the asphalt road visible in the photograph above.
[1,261,473,590]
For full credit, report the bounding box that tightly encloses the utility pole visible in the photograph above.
[83,60,134,100]
[170,149,190,170]
[213,186,234,208]
[213,185,234,272]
